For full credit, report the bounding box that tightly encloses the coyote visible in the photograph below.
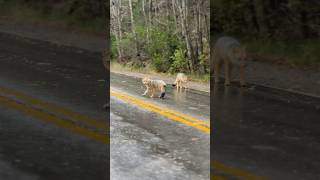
[173,73,188,90]
[213,36,247,86]
[142,77,166,99]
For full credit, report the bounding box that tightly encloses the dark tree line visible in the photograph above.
[1,0,106,22]
[212,0,320,40]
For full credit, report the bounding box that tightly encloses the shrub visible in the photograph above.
[169,49,188,73]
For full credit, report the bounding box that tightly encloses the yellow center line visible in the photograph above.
[0,95,108,144]
[112,90,210,127]
[0,86,107,130]
[111,89,267,180]
[212,161,268,180]
[111,89,210,133]
[0,86,266,179]
[211,175,227,180]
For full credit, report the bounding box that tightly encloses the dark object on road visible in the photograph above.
[159,92,166,99]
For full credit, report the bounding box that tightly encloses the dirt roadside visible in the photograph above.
[1,19,319,96]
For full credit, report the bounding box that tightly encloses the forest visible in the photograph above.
[111,0,210,76]
[1,0,318,70]
[212,0,320,66]
[0,0,106,33]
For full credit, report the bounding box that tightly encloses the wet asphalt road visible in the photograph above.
[110,73,210,179]
[0,31,211,180]
[110,73,210,121]
[1,30,320,180]
[212,83,320,179]
[0,32,108,180]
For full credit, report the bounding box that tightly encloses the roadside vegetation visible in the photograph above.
[212,0,320,68]
[111,0,210,81]
[0,0,106,34]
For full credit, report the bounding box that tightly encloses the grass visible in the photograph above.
[111,61,210,83]
[244,38,320,67]
[0,1,105,35]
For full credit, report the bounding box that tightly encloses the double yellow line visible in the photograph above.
[111,89,210,133]
[111,88,267,180]
[0,85,266,179]
[212,161,267,180]
[0,86,108,143]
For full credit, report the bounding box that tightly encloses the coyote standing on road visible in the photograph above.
[173,73,188,90]
[213,36,247,86]
[142,77,166,99]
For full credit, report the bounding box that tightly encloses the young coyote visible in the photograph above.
[173,73,188,90]
[213,36,247,86]
[142,77,166,99]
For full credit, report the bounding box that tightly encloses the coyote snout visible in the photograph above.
[213,36,247,86]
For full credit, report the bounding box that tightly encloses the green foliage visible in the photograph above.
[213,0,320,66]
[111,35,118,60]
[118,33,137,57]
[213,0,320,39]
[111,0,209,74]
[246,38,320,66]
[151,53,169,72]
[146,28,169,57]
[169,49,188,73]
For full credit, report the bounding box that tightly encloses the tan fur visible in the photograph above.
[142,77,166,98]
[174,73,188,90]
[213,37,247,86]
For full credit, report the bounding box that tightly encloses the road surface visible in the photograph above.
[212,82,320,179]
[0,32,212,180]
[110,73,210,180]
[1,31,320,180]
[0,32,108,180]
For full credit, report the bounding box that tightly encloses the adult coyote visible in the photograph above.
[142,77,166,99]
[213,36,247,86]
[173,73,188,90]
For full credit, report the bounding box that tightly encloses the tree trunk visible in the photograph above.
[172,0,177,29]
[142,0,150,44]
[179,0,196,72]
[111,0,123,59]
[249,0,260,33]
[254,0,268,36]
[128,0,140,62]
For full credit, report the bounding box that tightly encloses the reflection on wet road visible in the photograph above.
[212,83,320,179]
[0,32,108,180]
[110,73,210,179]
[111,73,210,121]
